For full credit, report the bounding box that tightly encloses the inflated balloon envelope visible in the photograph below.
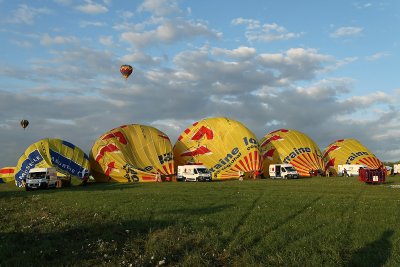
[0,167,15,183]
[323,138,383,175]
[259,129,325,177]
[14,138,90,187]
[174,117,262,180]
[90,124,174,183]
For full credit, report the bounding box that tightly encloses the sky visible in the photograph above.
[1,0,400,167]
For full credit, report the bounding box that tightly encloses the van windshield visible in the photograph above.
[196,168,209,174]
[284,167,297,172]
[29,172,46,179]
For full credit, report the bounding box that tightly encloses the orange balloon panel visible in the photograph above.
[173,117,262,180]
[323,139,382,175]
[259,129,324,177]
[90,124,174,183]
[0,167,15,183]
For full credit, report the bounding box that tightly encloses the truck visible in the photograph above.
[25,167,58,190]
[337,164,367,177]
[177,165,212,182]
[269,164,299,179]
[393,164,400,175]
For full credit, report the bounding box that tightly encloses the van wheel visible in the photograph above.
[183,177,186,182]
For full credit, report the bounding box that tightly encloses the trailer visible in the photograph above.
[393,164,400,175]
[358,168,386,184]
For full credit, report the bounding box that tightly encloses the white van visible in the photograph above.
[25,167,58,190]
[393,164,400,175]
[337,164,366,177]
[269,164,299,179]
[177,165,212,182]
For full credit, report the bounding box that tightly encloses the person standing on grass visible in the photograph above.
[238,170,244,181]
[81,173,89,186]
[156,172,162,182]
[252,170,260,180]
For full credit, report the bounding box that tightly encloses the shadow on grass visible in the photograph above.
[0,218,169,266]
[0,203,231,267]
[166,204,234,216]
[222,194,324,260]
[0,183,144,199]
[348,229,394,267]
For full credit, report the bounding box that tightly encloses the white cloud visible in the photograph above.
[121,20,221,48]
[138,0,181,16]
[7,4,50,24]
[54,0,73,5]
[80,21,106,27]
[232,18,260,29]
[232,18,302,42]
[75,0,108,14]
[330,26,363,38]
[354,3,372,9]
[120,11,134,19]
[211,46,257,60]
[365,51,390,61]
[40,33,79,46]
[343,91,391,106]
[257,48,334,81]
[11,39,32,48]
[99,35,114,46]
[120,51,164,66]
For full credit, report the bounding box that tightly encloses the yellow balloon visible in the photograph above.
[90,124,174,183]
[323,139,382,175]
[173,117,262,180]
[0,167,16,183]
[259,129,324,177]
[14,139,90,187]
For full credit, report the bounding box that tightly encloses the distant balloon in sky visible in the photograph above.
[259,129,325,177]
[174,117,262,180]
[120,65,133,79]
[323,138,383,175]
[90,124,174,183]
[20,119,29,129]
[14,138,90,187]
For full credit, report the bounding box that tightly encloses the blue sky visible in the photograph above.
[1,0,400,166]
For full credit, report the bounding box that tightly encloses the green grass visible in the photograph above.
[1,177,400,266]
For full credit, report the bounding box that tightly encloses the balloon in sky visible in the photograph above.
[0,167,15,183]
[259,129,324,177]
[20,119,29,129]
[90,124,174,183]
[323,138,383,175]
[173,117,262,180]
[120,65,133,79]
[14,139,90,187]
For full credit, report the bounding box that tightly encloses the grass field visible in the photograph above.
[1,176,400,267]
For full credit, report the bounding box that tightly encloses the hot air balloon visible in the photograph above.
[0,167,15,183]
[90,124,174,183]
[174,117,262,180]
[322,139,383,176]
[120,65,133,79]
[259,129,324,177]
[14,139,90,187]
[20,119,29,129]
